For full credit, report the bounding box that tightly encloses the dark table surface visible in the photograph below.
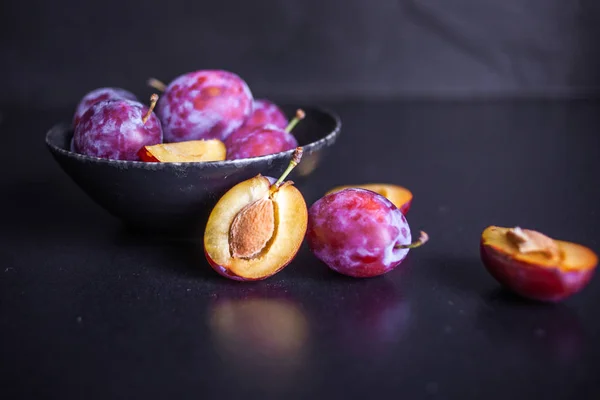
[1,99,599,399]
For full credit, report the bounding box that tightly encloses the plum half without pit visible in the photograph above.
[203,147,308,281]
[480,226,598,302]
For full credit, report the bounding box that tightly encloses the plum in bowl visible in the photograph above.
[45,105,341,235]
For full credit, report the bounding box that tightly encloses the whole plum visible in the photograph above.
[225,125,298,160]
[224,109,304,160]
[73,94,163,161]
[241,99,288,131]
[72,87,137,128]
[306,188,428,278]
[155,70,253,143]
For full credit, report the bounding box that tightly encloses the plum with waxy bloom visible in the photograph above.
[153,70,253,143]
[306,188,428,278]
[73,94,162,161]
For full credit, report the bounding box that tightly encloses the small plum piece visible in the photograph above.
[224,109,304,160]
[138,139,226,162]
[72,87,137,128]
[306,188,428,278]
[74,94,163,161]
[149,70,253,142]
[326,183,413,215]
[480,226,598,302]
[204,147,308,281]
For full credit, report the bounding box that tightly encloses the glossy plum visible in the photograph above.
[306,188,419,278]
[72,87,137,128]
[74,96,162,161]
[155,70,253,143]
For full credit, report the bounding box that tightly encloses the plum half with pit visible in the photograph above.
[72,87,138,129]
[224,109,304,160]
[306,188,428,278]
[73,94,163,161]
[480,226,598,302]
[203,148,308,281]
[152,70,253,143]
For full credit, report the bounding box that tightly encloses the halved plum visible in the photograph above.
[203,148,308,280]
[480,226,598,302]
[138,139,226,162]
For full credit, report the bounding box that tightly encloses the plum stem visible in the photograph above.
[147,78,167,92]
[395,231,429,250]
[142,94,159,124]
[284,109,306,133]
[270,147,303,193]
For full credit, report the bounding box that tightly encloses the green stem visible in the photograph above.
[284,109,306,133]
[270,147,303,192]
[394,231,429,250]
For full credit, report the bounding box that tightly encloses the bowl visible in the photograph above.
[45,105,342,236]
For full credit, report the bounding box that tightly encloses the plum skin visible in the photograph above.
[73,87,137,128]
[225,124,298,160]
[156,70,253,143]
[480,241,595,302]
[306,188,412,278]
[204,247,301,282]
[74,99,163,161]
[243,99,288,130]
[399,200,411,215]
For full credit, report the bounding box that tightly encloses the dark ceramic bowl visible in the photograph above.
[46,105,341,236]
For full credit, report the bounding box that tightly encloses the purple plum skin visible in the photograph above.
[73,99,163,161]
[224,125,298,160]
[243,99,288,130]
[156,70,253,143]
[306,188,412,278]
[72,87,137,128]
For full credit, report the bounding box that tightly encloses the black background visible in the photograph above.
[2,0,600,108]
[2,1,600,399]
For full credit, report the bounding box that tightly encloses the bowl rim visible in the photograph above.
[45,104,342,169]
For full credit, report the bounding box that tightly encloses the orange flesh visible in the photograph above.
[482,226,598,272]
[204,175,308,279]
[139,140,226,162]
[326,183,412,209]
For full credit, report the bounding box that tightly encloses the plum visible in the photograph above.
[225,109,304,160]
[326,183,413,215]
[72,87,137,129]
[306,188,428,278]
[204,148,307,281]
[154,70,253,143]
[73,94,163,161]
[238,99,288,132]
[481,226,598,302]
